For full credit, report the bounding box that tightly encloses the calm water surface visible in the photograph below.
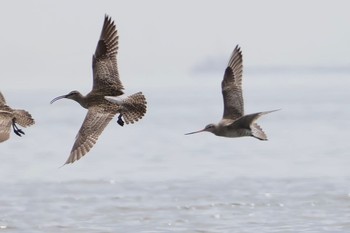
[0,72,349,232]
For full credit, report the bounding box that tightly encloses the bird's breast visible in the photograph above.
[216,127,251,138]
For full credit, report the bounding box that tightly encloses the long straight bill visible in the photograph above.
[185,129,205,135]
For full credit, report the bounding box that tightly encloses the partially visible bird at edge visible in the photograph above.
[0,91,35,142]
[51,15,147,165]
[185,45,278,140]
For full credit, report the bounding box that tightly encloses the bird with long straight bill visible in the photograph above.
[186,45,278,140]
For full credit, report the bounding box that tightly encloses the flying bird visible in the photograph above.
[186,45,278,140]
[51,15,147,165]
[0,91,35,142]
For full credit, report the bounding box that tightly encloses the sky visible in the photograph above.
[0,0,349,91]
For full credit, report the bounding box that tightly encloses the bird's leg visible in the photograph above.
[12,119,25,137]
[117,114,125,126]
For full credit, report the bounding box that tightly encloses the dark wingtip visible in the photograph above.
[104,14,114,25]
[59,159,72,168]
[104,14,110,21]
[234,44,241,53]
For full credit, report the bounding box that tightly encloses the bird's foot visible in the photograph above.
[12,120,25,137]
[14,129,24,137]
[117,114,125,127]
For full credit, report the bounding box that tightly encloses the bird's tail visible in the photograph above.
[235,109,279,140]
[121,92,147,124]
[251,123,268,140]
[13,109,35,127]
[250,109,279,140]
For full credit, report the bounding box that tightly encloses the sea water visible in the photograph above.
[0,71,349,232]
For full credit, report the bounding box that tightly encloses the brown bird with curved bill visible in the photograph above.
[0,91,35,142]
[185,45,278,140]
[51,15,147,165]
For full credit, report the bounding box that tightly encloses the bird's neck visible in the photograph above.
[71,93,88,109]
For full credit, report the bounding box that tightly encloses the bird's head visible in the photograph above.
[185,123,217,135]
[50,90,82,104]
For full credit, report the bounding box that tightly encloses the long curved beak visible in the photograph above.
[50,94,67,104]
[185,129,205,135]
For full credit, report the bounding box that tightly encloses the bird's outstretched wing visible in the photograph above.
[229,110,278,129]
[228,110,279,140]
[92,15,124,96]
[221,45,244,120]
[64,106,115,164]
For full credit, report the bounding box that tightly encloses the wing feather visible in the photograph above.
[229,110,279,129]
[92,15,124,96]
[0,92,6,105]
[64,107,115,164]
[221,45,244,120]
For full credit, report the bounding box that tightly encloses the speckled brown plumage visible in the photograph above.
[51,15,147,165]
[0,91,35,142]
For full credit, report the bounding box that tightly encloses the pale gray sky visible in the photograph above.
[0,0,349,90]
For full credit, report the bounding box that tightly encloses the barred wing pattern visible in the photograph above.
[65,107,115,164]
[92,15,124,96]
[221,45,244,120]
